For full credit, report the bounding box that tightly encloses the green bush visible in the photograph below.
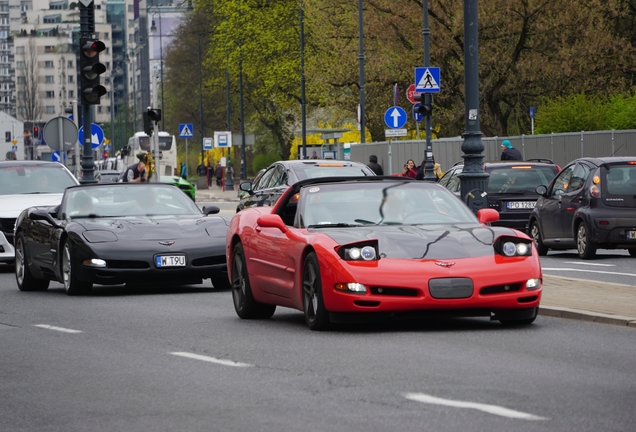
[252,153,280,173]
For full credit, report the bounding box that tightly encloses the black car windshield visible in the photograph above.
[300,181,477,227]
[487,166,557,194]
[293,163,374,181]
[64,185,201,218]
[0,164,78,195]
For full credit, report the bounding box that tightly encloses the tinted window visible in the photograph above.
[254,167,276,191]
[266,165,286,188]
[605,165,636,196]
[487,166,557,194]
[292,163,373,180]
[567,163,590,192]
[0,164,78,195]
[551,165,574,196]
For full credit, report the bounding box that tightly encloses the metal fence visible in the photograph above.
[347,130,636,175]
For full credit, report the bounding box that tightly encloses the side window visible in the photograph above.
[567,163,590,192]
[552,165,574,196]
[446,169,462,193]
[438,169,453,187]
[266,165,285,188]
[255,167,276,191]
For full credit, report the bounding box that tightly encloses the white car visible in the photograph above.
[0,161,79,264]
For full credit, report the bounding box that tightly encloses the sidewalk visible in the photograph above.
[195,187,636,328]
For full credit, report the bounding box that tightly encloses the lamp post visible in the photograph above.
[458,0,488,203]
[357,0,366,143]
[150,13,165,131]
[300,0,307,159]
[421,0,436,181]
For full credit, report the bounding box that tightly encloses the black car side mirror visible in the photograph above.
[535,185,548,196]
[29,208,61,228]
[202,205,220,215]
[239,181,253,195]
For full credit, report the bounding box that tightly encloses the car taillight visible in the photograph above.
[590,168,601,198]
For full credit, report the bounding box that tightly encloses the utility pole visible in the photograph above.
[421,0,436,182]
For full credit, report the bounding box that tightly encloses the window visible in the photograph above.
[552,165,574,196]
[44,45,55,53]
[45,106,55,114]
[67,60,73,68]
[16,46,24,54]
[17,91,25,98]
[44,61,54,68]
[97,106,102,113]
[128,5,133,12]
[45,91,54,98]
[68,90,73,98]
[17,76,25,84]
[45,76,54,83]
[16,61,25,69]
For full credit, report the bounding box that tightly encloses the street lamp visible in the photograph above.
[150,14,165,131]
[357,0,366,143]
[300,0,307,159]
[458,0,488,205]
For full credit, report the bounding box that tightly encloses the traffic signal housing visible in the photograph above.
[80,38,107,105]
[143,108,162,136]
[33,126,39,138]
[413,94,433,117]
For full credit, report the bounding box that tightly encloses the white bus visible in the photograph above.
[123,131,178,177]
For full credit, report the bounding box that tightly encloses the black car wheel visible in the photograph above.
[210,274,231,290]
[499,307,538,326]
[302,252,330,331]
[530,221,548,256]
[231,243,276,319]
[62,240,92,296]
[15,233,49,291]
[629,249,636,257]
[576,222,597,260]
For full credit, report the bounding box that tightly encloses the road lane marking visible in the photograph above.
[543,268,636,277]
[404,392,548,420]
[170,352,253,367]
[562,262,615,267]
[34,324,82,333]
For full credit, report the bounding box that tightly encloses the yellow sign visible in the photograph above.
[11,139,17,145]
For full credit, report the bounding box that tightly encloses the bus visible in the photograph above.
[123,131,178,177]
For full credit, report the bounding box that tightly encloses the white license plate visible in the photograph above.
[506,201,535,209]
[627,230,636,240]
[155,255,186,268]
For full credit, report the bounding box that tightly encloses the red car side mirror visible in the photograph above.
[257,214,288,233]
[477,208,499,224]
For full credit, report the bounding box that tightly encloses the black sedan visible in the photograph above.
[237,159,375,211]
[14,183,229,295]
[529,156,636,259]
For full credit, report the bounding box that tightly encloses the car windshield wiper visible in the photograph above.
[307,223,363,228]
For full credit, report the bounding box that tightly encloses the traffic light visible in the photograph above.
[33,126,39,138]
[79,38,107,105]
[143,108,161,136]
[413,94,433,117]
[147,108,162,124]
[143,111,153,136]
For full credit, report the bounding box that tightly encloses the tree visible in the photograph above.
[16,37,42,124]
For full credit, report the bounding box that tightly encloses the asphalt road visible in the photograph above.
[1,266,635,432]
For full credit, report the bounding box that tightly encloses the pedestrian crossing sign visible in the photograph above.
[414,67,440,93]
[179,123,194,138]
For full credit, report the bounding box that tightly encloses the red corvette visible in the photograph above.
[226,177,542,330]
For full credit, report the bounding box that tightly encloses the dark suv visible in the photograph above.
[438,159,560,231]
[529,157,636,259]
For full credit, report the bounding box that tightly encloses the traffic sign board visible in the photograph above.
[203,137,213,150]
[51,150,66,163]
[406,84,422,104]
[384,106,407,129]
[415,67,441,93]
[179,123,194,138]
[214,131,232,148]
[78,123,104,149]
[413,104,423,123]
[385,129,408,138]
[529,107,535,118]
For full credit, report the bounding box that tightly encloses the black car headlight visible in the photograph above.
[337,240,379,261]
[82,230,118,243]
[494,237,532,257]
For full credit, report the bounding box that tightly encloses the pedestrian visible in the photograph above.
[215,162,223,187]
[310,150,319,160]
[401,159,417,178]
[120,153,147,183]
[500,140,523,161]
[415,156,443,180]
[180,162,187,179]
[367,155,384,175]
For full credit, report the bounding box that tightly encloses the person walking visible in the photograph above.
[415,156,443,180]
[500,140,523,161]
[367,155,384,175]
[215,162,223,188]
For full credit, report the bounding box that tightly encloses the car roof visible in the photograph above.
[571,156,636,166]
[0,160,70,167]
[276,159,370,168]
[451,159,558,168]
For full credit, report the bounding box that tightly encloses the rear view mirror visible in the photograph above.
[535,185,548,196]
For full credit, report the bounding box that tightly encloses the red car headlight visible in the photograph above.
[494,237,532,257]
[337,240,380,261]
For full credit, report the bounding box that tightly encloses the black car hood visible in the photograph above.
[73,215,228,240]
[314,224,519,259]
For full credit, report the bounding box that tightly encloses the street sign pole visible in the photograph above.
[79,0,97,183]
[185,138,188,178]
[422,0,435,182]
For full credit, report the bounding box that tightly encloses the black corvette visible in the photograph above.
[14,183,229,295]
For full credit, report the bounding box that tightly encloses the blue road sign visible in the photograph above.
[179,123,194,138]
[78,124,104,149]
[11,145,18,152]
[415,67,441,93]
[413,104,423,123]
[384,106,407,129]
[530,107,535,118]
[51,150,65,162]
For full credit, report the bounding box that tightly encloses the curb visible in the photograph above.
[539,306,636,328]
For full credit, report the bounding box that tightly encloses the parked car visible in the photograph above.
[438,159,560,231]
[159,175,196,201]
[0,161,79,265]
[237,159,375,211]
[14,183,229,295]
[528,156,636,259]
[227,177,542,330]
[96,170,122,183]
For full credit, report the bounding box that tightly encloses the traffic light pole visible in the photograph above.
[79,1,97,184]
[421,0,436,181]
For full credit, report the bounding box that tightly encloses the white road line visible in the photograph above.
[34,324,82,333]
[543,267,636,277]
[404,392,548,421]
[170,352,253,367]
[562,262,615,267]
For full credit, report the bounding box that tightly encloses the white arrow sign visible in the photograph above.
[390,108,402,128]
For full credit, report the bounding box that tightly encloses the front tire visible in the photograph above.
[302,252,330,331]
[62,240,92,296]
[15,233,49,291]
[499,307,538,326]
[231,243,276,319]
[530,221,548,256]
[576,222,597,260]
[628,248,636,257]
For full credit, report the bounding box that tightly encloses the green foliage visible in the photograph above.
[252,153,280,173]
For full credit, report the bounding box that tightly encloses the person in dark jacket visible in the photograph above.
[120,153,146,183]
[500,140,523,160]
[367,155,384,175]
